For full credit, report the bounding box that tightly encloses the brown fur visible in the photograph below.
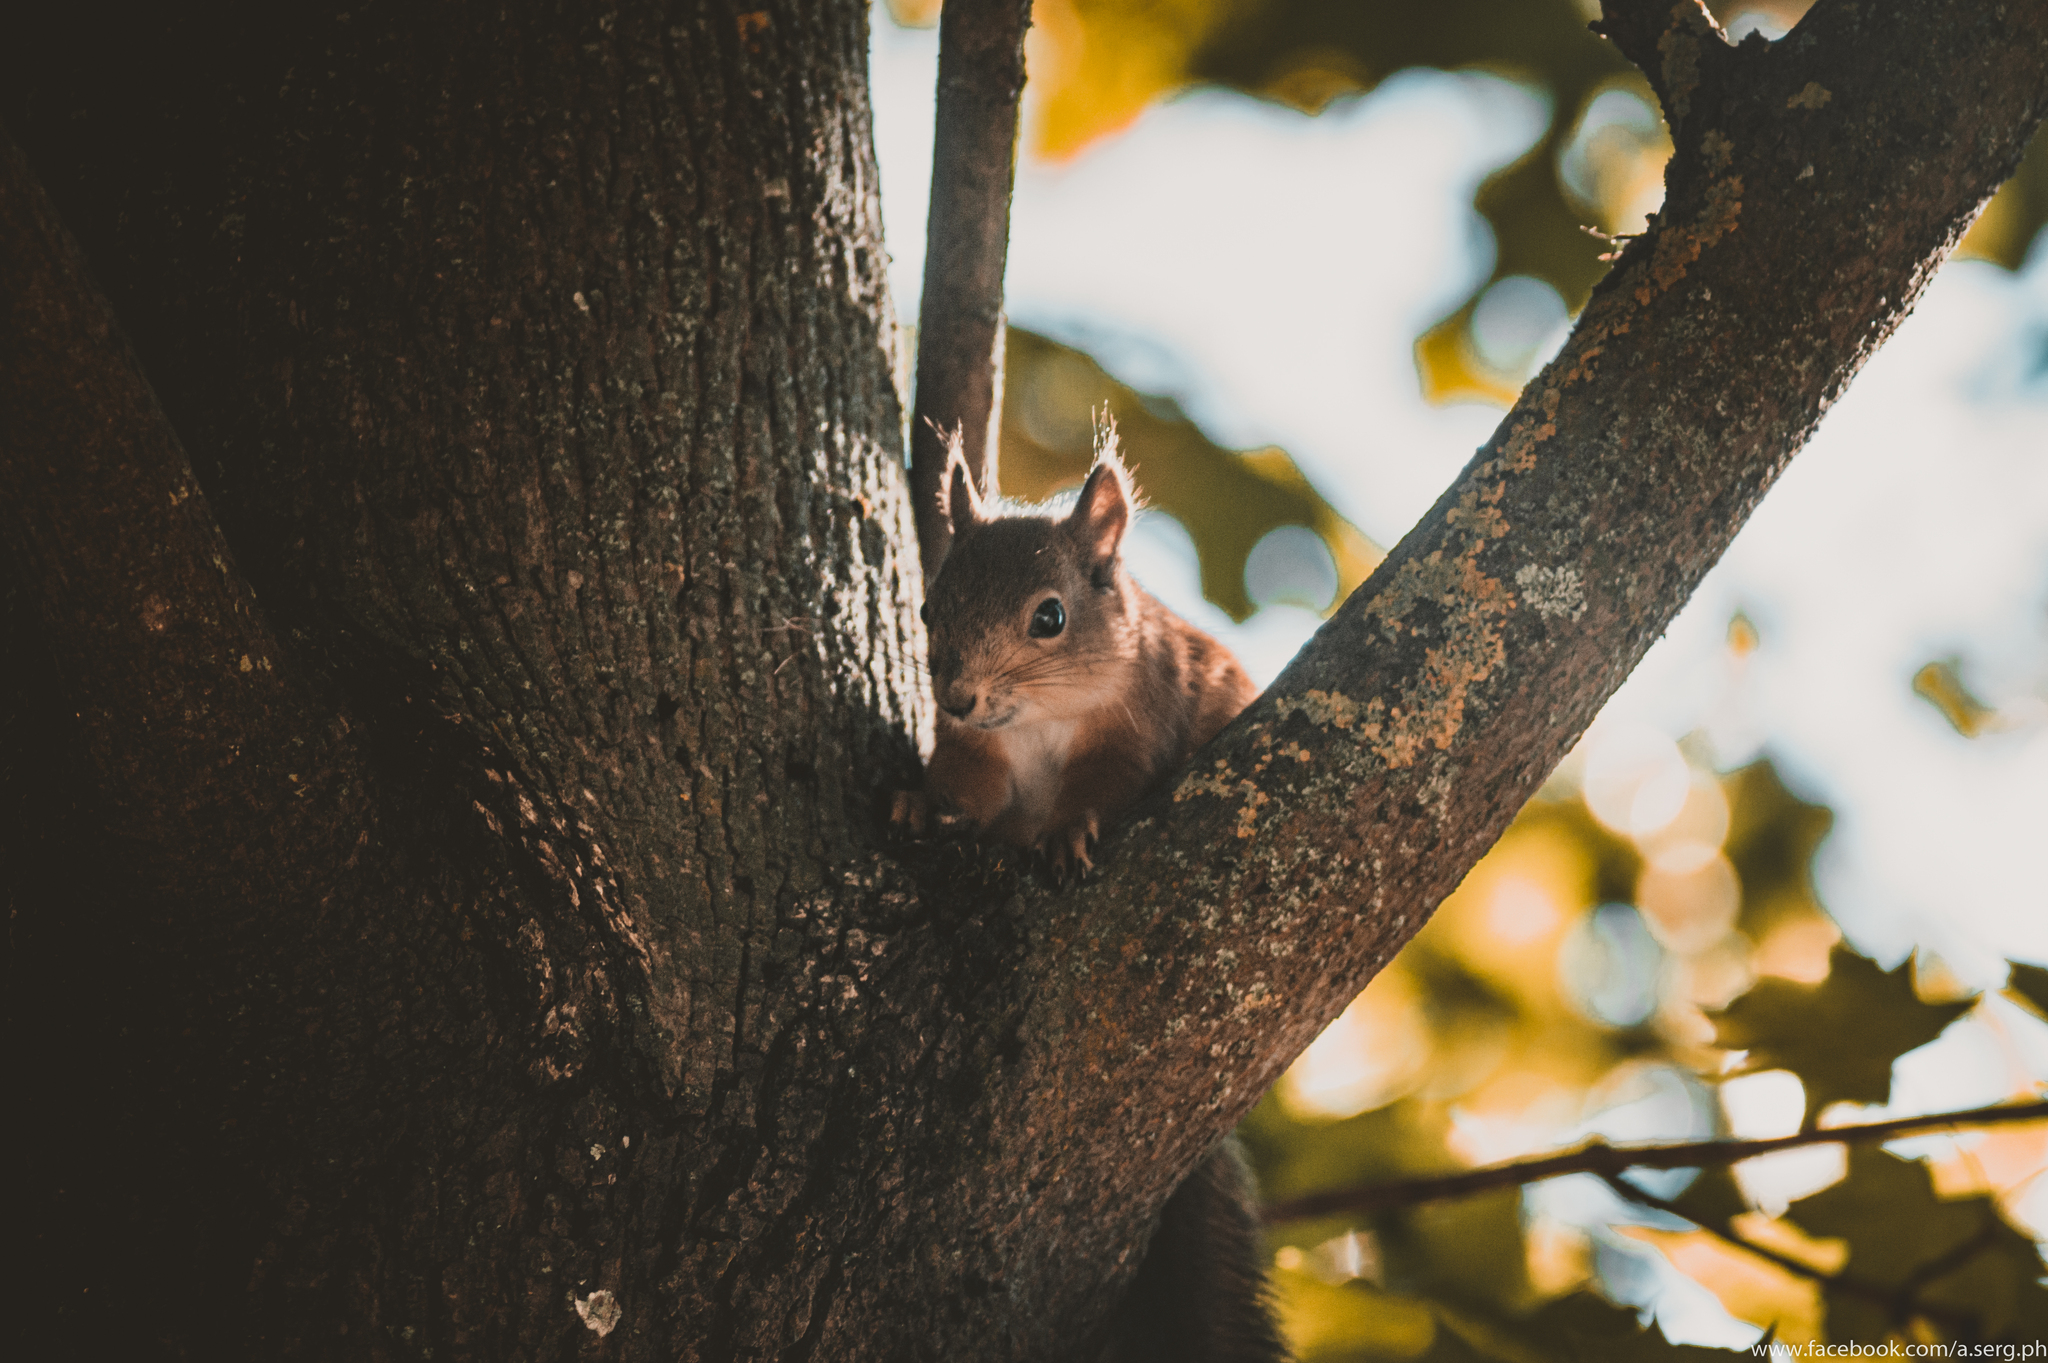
[1097,1138,1290,1363]
[897,427,1258,873]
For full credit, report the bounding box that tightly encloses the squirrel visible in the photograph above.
[891,424,1259,877]
[894,425,1289,1362]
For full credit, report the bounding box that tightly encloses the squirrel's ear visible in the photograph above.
[1069,437,1134,570]
[940,429,985,541]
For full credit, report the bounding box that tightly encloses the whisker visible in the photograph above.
[999,648,1124,681]
[1005,664,1113,690]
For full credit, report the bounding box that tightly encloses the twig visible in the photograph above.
[1578,222,1640,263]
[1595,1172,1982,1336]
[1595,1172,1852,1290]
[907,0,1033,577]
[1263,1098,2048,1224]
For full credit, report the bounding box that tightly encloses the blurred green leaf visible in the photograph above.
[1278,1272,1440,1361]
[1378,1189,1533,1313]
[1787,1147,2048,1343]
[1957,123,2048,268]
[1525,1292,1750,1359]
[1518,796,1640,917]
[1242,1098,1533,1318]
[1246,1096,1460,1213]
[1435,1290,1747,1361]
[1707,946,1973,1124]
[1408,1317,1499,1363]
[1667,1165,1748,1232]
[1720,760,1833,943]
[1917,1222,2048,1348]
[2004,962,2048,1022]
[1911,657,2001,737]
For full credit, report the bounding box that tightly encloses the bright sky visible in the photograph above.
[870,14,2048,1339]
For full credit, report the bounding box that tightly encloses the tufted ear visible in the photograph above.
[939,427,985,543]
[1068,431,1133,575]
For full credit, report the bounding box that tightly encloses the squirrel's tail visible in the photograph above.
[1099,1137,1292,1363]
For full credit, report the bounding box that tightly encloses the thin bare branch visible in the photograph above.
[1597,1172,1862,1294]
[1264,1099,2048,1223]
[907,0,1033,576]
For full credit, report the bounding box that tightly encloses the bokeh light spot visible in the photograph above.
[1560,903,1664,1027]
[1637,843,1742,956]
[1469,274,1569,376]
[1643,770,1732,854]
[1583,721,1691,837]
[1556,83,1670,235]
[1243,524,1339,612]
[1485,873,1563,945]
[1279,972,1430,1119]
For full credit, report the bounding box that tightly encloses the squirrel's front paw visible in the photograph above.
[889,788,929,837]
[1041,812,1101,883]
[889,789,973,839]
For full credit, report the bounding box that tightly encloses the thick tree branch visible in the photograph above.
[1264,1098,2048,1222]
[964,0,2048,1332]
[0,127,363,895]
[908,0,1033,574]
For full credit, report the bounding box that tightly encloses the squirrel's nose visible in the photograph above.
[941,695,976,720]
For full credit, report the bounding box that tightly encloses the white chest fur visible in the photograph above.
[989,716,1078,830]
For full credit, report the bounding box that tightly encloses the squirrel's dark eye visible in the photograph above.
[920,602,931,627]
[1029,598,1065,638]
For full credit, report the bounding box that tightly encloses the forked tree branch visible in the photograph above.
[0,126,363,898]
[1263,1098,2048,1223]
[907,0,1033,575]
[973,0,2048,1297]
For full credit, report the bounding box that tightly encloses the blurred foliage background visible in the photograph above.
[883,0,2047,1355]
[894,0,2048,404]
[1240,756,2048,1357]
[995,328,1383,620]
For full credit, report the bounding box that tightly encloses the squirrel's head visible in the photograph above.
[920,430,1140,731]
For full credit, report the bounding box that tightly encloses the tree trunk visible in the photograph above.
[8,1,937,1356]
[5,0,2044,1360]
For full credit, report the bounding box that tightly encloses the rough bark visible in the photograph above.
[907,0,1034,572]
[4,0,2044,1360]
[8,1,930,1356]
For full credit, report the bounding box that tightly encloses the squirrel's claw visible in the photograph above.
[1043,813,1100,884]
